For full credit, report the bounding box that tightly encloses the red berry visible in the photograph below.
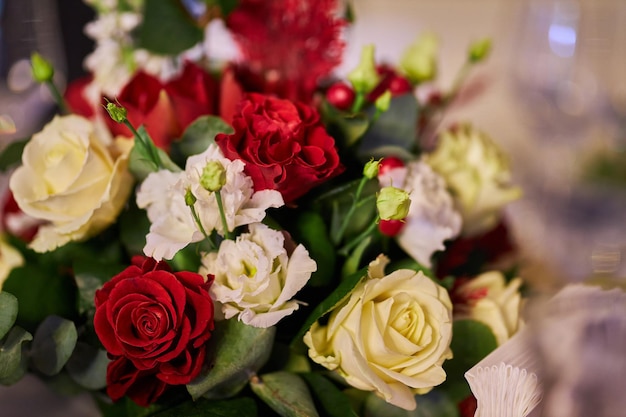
[326,82,355,111]
[378,219,406,237]
[378,156,405,176]
[388,76,413,95]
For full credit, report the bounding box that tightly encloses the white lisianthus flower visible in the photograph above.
[379,160,462,267]
[424,124,521,236]
[454,271,523,345]
[199,223,317,328]
[305,255,453,410]
[0,237,23,291]
[136,144,283,261]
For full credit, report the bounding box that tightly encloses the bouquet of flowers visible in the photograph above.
[0,1,524,416]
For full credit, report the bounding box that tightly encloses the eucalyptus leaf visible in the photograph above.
[119,201,151,256]
[170,115,234,166]
[363,390,460,417]
[153,397,257,417]
[320,101,370,148]
[0,326,32,385]
[290,266,367,350]
[0,138,28,171]
[358,94,419,160]
[30,315,78,376]
[0,292,18,340]
[187,319,276,400]
[66,342,109,390]
[292,211,335,287]
[301,372,359,417]
[138,0,203,55]
[74,259,124,314]
[250,371,319,417]
[201,0,239,17]
[440,320,498,403]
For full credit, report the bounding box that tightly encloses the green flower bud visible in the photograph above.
[30,52,54,83]
[363,159,381,179]
[184,188,197,207]
[200,160,227,192]
[377,186,411,221]
[400,33,439,84]
[347,44,380,94]
[105,101,128,123]
[374,90,392,113]
[469,38,492,63]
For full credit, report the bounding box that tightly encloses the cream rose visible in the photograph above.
[454,271,523,345]
[199,223,316,328]
[304,255,453,410]
[424,124,521,236]
[9,115,133,252]
[0,237,23,291]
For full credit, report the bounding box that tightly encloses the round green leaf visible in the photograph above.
[0,292,18,340]
[66,342,109,390]
[0,326,32,385]
[30,315,78,376]
[187,319,276,400]
[251,371,320,417]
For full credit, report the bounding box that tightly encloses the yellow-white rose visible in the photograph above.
[304,255,453,410]
[9,115,133,252]
[0,237,23,291]
[454,271,523,345]
[424,124,521,236]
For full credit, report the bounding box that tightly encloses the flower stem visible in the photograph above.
[123,119,163,169]
[189,204,210,241]
[215,190,233,240]
[351,91,365,114]
[45,80,69,114]
[332,176,368,245]
[338,218,378,256]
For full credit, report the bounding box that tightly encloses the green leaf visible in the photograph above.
[290,266,367,350]
[202,0,240,17]
[128,126,182,181]
[301,372,358,417]
[0,292,18,340]
[74,259,124,314]
[30,315,78,376]
[2,265,78,332]
[251,371,319,417]
[358,94,419,160]
[388,258,434,279]
[363,390,460,417]
[0,326,32,385]
[0,138,28,171]
[66,342,109,390]
[341,236,372,278]
[119,200,151,256]
[138,0,203,55]
[291,211,335,287]
[321,101,370,148]
[170,115,234,166]
[97,396,163,417]
[154,397,257,417]
[187,319,276,400]
[440,320,498,403]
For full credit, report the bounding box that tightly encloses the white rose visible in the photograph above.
[0,237,23,291]
[379,160,462,267]
[304,255,453,410]
[9,115,133,252]
[199,223,316,328]
[424,124,521,236]
[454,271,523,345]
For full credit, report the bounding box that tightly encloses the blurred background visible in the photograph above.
[2,0,626,415]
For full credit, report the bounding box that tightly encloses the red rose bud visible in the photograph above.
[368,65,413,102]
[378,156,405,177]
[378,219,406,237]
[326,82,355,111]
[94,256,215,405]
[215,93,344,204]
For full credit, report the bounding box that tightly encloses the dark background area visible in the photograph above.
[56,0,94,82]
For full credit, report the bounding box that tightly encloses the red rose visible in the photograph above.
[215,93,344,203]
[94,256,214,405]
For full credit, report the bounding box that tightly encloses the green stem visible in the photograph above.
[351,91,366,114]
[189,204,210,240]
[215,190,233,240]
[446,61,472,102]
[45,80,69,114]
[123,119,163,169]
[332,176,368,245]
[338,219,378,256]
